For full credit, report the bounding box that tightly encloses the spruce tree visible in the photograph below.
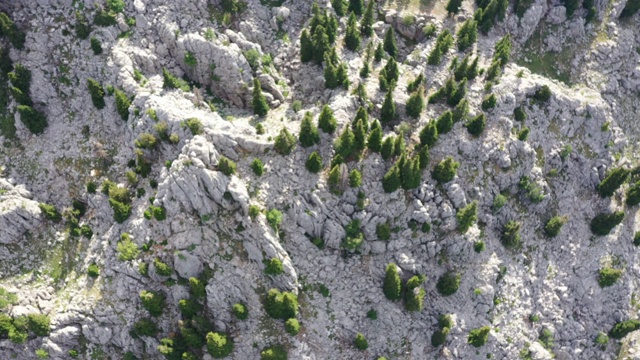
[383,28,398,58]
[405,275,426,312]
[597,167,630,197]
[382,165,401,193]
[446,0,463,14]
[353,106,369,130]
[393,134,405,156]
[380,89,396,125]
[336,62,349,89]
[436,111,454,134]
[318,105,337,133]
[466,113,485,136]
[274,128,296,155]
[332,0,346,16]
[432,157,460,184]
[349,169,362,187]
[380,136,394,160]
[374,43,384,62]
[252,78,269,117]
[300,29,314,63]
[299,112,320,147]
[406,89,424,119]
[324,55,340,89]
[367,125,382,152]
[353,119,367,152]
[454,54,470,81]
[383,263,402,300]
[419,122,438,147]
[407,74,425,93]
[467,56,479,79]
[447,79,467,107]
[361,1,375,37]
[313,25,330,65]
[452,99,469,123]
[456,201,478,233]
[345,12,361,51]
[456,19,478,52]
[306,151,323,173]
[401,156,421,190]
[326,14,339,44]
[417,145,430,169]
[336,127,356,159]
[348,0,365,16]
[328,165,342,194]
[383,57,400,84]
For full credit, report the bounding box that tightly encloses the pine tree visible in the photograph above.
[432,157,460,184]
[324,55,340,89]
[457,19,478,52]
[427,45,443,66]
[380,89,396,125]
[353,119,367,152]
[252,78,269,117]
[447,79,467,107]
[332,0,346,16]
[336,127,356,159]
[328,165,342,194]
[452,99,469,123]
[345,12,361,51]
[454,54,470,81]
[274,128,296,155]
[405,275,426,312]
[456,201,478,233]
[466,113,485,136]
[382,165,401,193]
[406,89,424,119]
[336,62,349,89]
[407,74,425,93]
[353,106,369,130]
[299,112,320,147]
[306,151,323,173]
[367,125,382,152]
[383,263,402,300]
[393,133,405,156]
[446,0,463,14]
[349,169,362,187]
[467,56,479,79]
[374,43,384,62]
[401,155,421,190]
[383,28,398,58]
[348,0,365,16]
[417,145,430,169]
[300,29,314,63]
[361,1,374,36]
[383,57,399,84]
[436,111,454,134]
[313,25,330,65]
[318,105,337,133]
[380,136,394,160]
[419,122,438,148]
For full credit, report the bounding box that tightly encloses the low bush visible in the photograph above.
[133,318,157,337]
[264,258,284,275]
[117,233,139,261]
[610,319,640,339]
[501,220,521,248]
[232,303,248,320]
[206,332,234,358]
[533,85,551,102]
[162,68,190,91]
[597,167,629,197]
[154,258,172,276]
[376,223,391,241]
[266,209,282,230]
[274,128,296,155]
[39,203,61,222]
[432,157,459,184]
[27,314,50,336]
[285,318,300,335]
[218,156,237,176]
[598,267,622,287]
[468,326,490,347]
[178,298,201,318]
[139,290,165,317]
[87,263,100,278]
[183,117,203,135]
[264,288,298,320]
[456,201,477,233]
[590,211,624,236]
[354,333,368,350]
[90,37,102,55]
[431,327,450,347]
[17,105,48,134]
[436,271,461,296]
[251,158,264,176]
[383,263,402,301]
[544,216,567,237]
[260,345,287,360]
[114,89,131,121]
[481,94,497,110]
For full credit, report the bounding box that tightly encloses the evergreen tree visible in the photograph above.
[380,136,394,160]
[318,105,337,133]
[87,78,106,109]
[432,157,460,184]
[479,0,498,34]
[427,45,443,66]
[417,145,430,169]
[252,78,269,117]
[419,122,438,147]
[383,28,398,58]
[383,263,402,300]
[493,34,512,66]
[328,165,342,194]
[345,12,361,51]
[405,275,426,312]
[306,151,323,173]
[454,54,470,81]
[597,167,630,197]
[361,0,375,36]
[447,79,467,107]
[348,0,365,16]
[324,55,340,89]
[467,56,479,79]
[456,201,478,233]
[359,62,370,78]
[274,128,296,155]
[382,164,401,193]
[353,106,369,130]
[349,169,362,187]
[436,111,454,134]
[393,133,405,156]
[299,112,320,147]
[401,156,421,190]
[406,90,424,119]
[313,25,330,65]
[332,0,346,16]
[456,19,478,52]
[446,0,463,14]
[336,127,356,159]
[326,13,339,43]
[466,112,486,136]
[452,99,469,123]
[380,89,396,125]
[336,62,350,89]
[367,125,382,152]
[382,57,400,85]
[300,29,314,63]
[407,73,425,93]
[353,119,367,152]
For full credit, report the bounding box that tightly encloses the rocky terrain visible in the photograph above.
[0,0,639,359]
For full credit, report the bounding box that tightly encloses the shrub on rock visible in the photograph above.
[468,326,490,347]
[590,211,624,236]
[206,332,234,358]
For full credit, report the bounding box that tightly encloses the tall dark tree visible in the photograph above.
[313,25,330,65]
[380,136,394,160]
[324,54,340,89]
[353,119,367,152]
[361,1,375,36]
[383,28,398,58]
[332,0,346,16]
[367,123,382,152]
[299,112,320,147]
[419,122,438,148]
[406,89,424,119]
[353,106,369,130]
[300,29,314,63]
[326,14,339,43]
[383,263,402,300]
[345,12,361,51]
[456,19,478,52]
[382,165,401,193]
[252,78,269,117]
[446,0,463,15]
[318,105,337,134]
[348,0,365,16]
[380,89,396,125]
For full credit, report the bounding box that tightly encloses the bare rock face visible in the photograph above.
[0,179,41,244]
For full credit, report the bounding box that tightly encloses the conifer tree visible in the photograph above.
[336,127,356,159]
[353,119,367,152]
[456,19,478,52]
[380,136,394,160]
[336,62,349,89]
[407,74,425,93]
[436,111,454,134]
[299,112,320,147]
[432,156,460,184]
[324,55,340,89]
[306,151,323,173]
[326,14,339,43]
[318,105,337,134]
[453,99,469,123]
[361,1,375,36]
[380,89,396,125]
[332,0,346,16]
[367,125,382,153]
[383,263,402,300]
[454,54,470,81]
[467,56,479,79]
[274,128,296,155]
[353,106,369,130]
[419,122,438,148]
[447,79,467,107]
[345,12,361,51]
[313,25,330,65]
[446,0,463,14]
[348,0,365,16]
[406,89,424,119]
[252,78,269,117]
[405,275,426,312]
[382,165,401,193]
[456,201,478,233]
[349,169,362,187]
[466,113,486,136]
[328,165,342,194]
[417,145,430,169]
[300,29,314,63]
[374,43,384,62]
[401,155,421,190]
[383,28,398,58]
[394,134,405,156]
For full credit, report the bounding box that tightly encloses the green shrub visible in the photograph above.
[140,290,165,317]
[626,182,640,206]
[634,232,640,246]
[206,332,234,358]
[501,220,521,248]
[544,216,567,237]
[135,133,158,149]
[266,209,282,230]
[184,51,197,67]
[232,303,248,320]
[432,327,450,347]
[518,176,544,203]
[162,68,190,91]
[354,333,368,350]
[274,128,296,155]
[27,314,51,336]
[468,326,490,347]
[90,37,103,55]
[264,258,284,275]
[474,241,485,252]
[217,156,237,176]
[306,152,323,173]
[342,219,364,251]
[68,349,79,358]
[610,319,640,339]
[405,275,426,312]
[114,89,131,121]
[39,203,62,222]
[251,158,264,176]
[349,169,362,187]
[109,198,132,223]
[0,288,17,310]
[189,277,206,298]
[514,106,527,121]
[405,90,424,119]
[17,105,48,134]
[382,165,401,193]
[376,223,391,241]
[436,271,461,296]
[117,233,139,261]
[597,167,630,197]
[432,157,459,184]
[35,349,48,359]
[598,267,622,287]
[383,263,402,301]
[367,309,378,320]
[466,113,485,137]
[533,85,551,102]
[456,201,478,233]
[178,298,201,318]
[133,318,157,337]
[252,78,269,117]
[621,0,640,17]
[249,205,261,220]
[154,258,172,276]
[87,263,100,278]
[183,117,204,135]
[481,94,497,110]
[260,345,288,360]
[264,289,298,320]
[285,318,300,336]
[0,13,25,49]
[590,211,624,236]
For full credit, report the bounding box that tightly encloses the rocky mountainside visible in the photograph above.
[0,0,639,359]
